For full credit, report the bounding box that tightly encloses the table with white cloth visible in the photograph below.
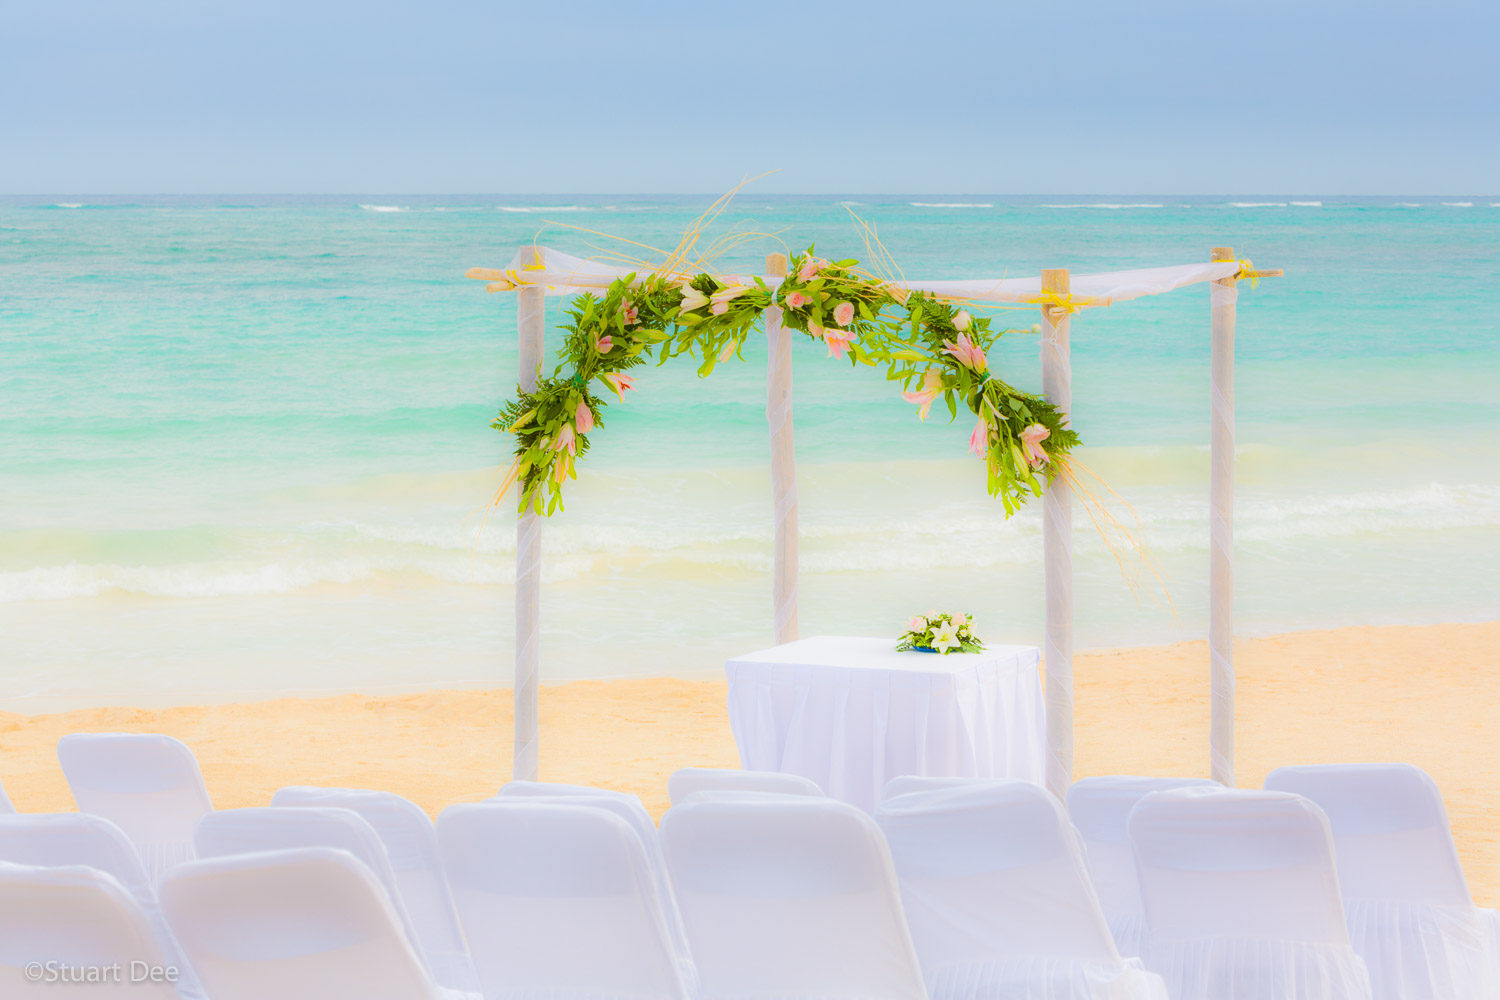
[726,636,1046,811]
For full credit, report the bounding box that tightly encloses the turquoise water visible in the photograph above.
[3,195,1498,710]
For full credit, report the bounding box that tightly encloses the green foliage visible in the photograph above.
[491,247,1082,516]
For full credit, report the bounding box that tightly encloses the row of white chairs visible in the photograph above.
[3,735,1498,999]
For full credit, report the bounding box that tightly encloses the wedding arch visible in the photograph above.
[467,237,1281,798]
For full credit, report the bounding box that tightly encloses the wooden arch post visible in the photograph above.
[1208,246,1237,786]
[1040,268,1074,799]
[514,256,545,782]
[764,252,799,645]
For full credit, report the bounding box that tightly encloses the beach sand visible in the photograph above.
[3,620,1496,903]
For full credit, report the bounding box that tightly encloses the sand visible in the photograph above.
[3,620,1496,903]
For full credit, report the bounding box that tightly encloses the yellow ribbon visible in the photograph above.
[1236,259,1259,288]
[1034,291,1085,315]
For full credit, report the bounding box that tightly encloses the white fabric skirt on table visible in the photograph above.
[727,637,1045,811]
[1348,900,1500,999]
[1143,939,1373,1000]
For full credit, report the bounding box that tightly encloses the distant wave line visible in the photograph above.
[909,202,993,208]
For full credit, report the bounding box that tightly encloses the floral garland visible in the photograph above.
[896,611,985,655]
[491,249,1079,516]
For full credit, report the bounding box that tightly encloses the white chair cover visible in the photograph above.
[0,777,14,813]
[668,767,823,804]
[1066,776,1217,956]
[161,846,463,1000]
[1266,763,1500,1000]
[883,775,993,801]
[271,786,478,994]
[193,806,432,976]
[660,794,928,1000]
[57,733,212,885]
[0,860,185,998]
[0,814,204,998]
[438,801,693,1000]
[876,781,1168,1000]
[1128,786,1373,1000]
[493,779,695,982]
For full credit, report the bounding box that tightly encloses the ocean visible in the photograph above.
[2,194,1498,711]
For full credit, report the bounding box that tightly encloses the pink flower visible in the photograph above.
[711,299,729,316]
[907,615,928,631]
[942,331,988,373]
[595,333,613,354]
[718,340,737,362]
[553,422,577,455]
[833,301,855,327]
[953,309,971,331]
[574,400,594,434]
[785,291,809,309]
[621,300,638,326]
[1019,423,1051,469]
[807,322,825,339]
[798,259,820,281]
[824,327,854,360]
[968,416,990,457]
[901,369,944,421]
[601,372,637,402]
[552,455,570,484]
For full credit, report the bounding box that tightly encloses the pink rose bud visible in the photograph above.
[798,260,820,281]
[833,301,855,327]
[785,291,808,308]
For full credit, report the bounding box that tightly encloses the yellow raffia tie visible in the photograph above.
[1237,259,1259,288]
[1034,291,1084,315]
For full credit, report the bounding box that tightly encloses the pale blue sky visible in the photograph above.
[4,0,1496,194]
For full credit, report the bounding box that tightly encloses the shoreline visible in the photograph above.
[3,619,1497,902]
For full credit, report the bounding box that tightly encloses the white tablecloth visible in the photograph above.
[726,636,1046,811]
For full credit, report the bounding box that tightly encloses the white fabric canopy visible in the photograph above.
[484,246,1241,307]
[726,636,1046,812]
[875,781,1169,1000]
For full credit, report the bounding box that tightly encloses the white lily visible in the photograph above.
[710,285,748,306]
[932,621,961,653]
[679,285,710,312]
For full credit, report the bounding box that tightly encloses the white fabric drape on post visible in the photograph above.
[1040,294,1074,802]
[514,281,544,783]
[764,261,798,646]
[1209,275,1237,787]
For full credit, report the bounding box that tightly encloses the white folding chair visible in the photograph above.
[0,777,14,814]
[1266,763,1500,1000]
[193,807,434,975]
[669,767,823,804]
[0,861,185,998]
[1129,786,1373,1000]
[57,733,212,884]
[876,781,1167,999]
[439,801,693,1000]
[660,794,928,1000]
[0,814,204,998]
[162,847,460,1000]
[271,786,478,994]
[883,775,988,801]
[1066,775,1217,956]
[493,779,695,977]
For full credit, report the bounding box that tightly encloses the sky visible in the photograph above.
[3,0,1496,195]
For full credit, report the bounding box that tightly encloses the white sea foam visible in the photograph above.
[1290,201,1322,207]
[1228,202,1287,208]
[358,204,406,212]
[496,205,590,213]
[1038,203,1165,209]
[53,202,85,209]
[910,202,993,208]
[1442,202,1474,207]
[1397,202,1422,207]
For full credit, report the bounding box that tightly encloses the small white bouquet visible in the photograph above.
[896,611,985,655]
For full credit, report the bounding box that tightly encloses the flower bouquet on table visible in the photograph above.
[897,612,985,655]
